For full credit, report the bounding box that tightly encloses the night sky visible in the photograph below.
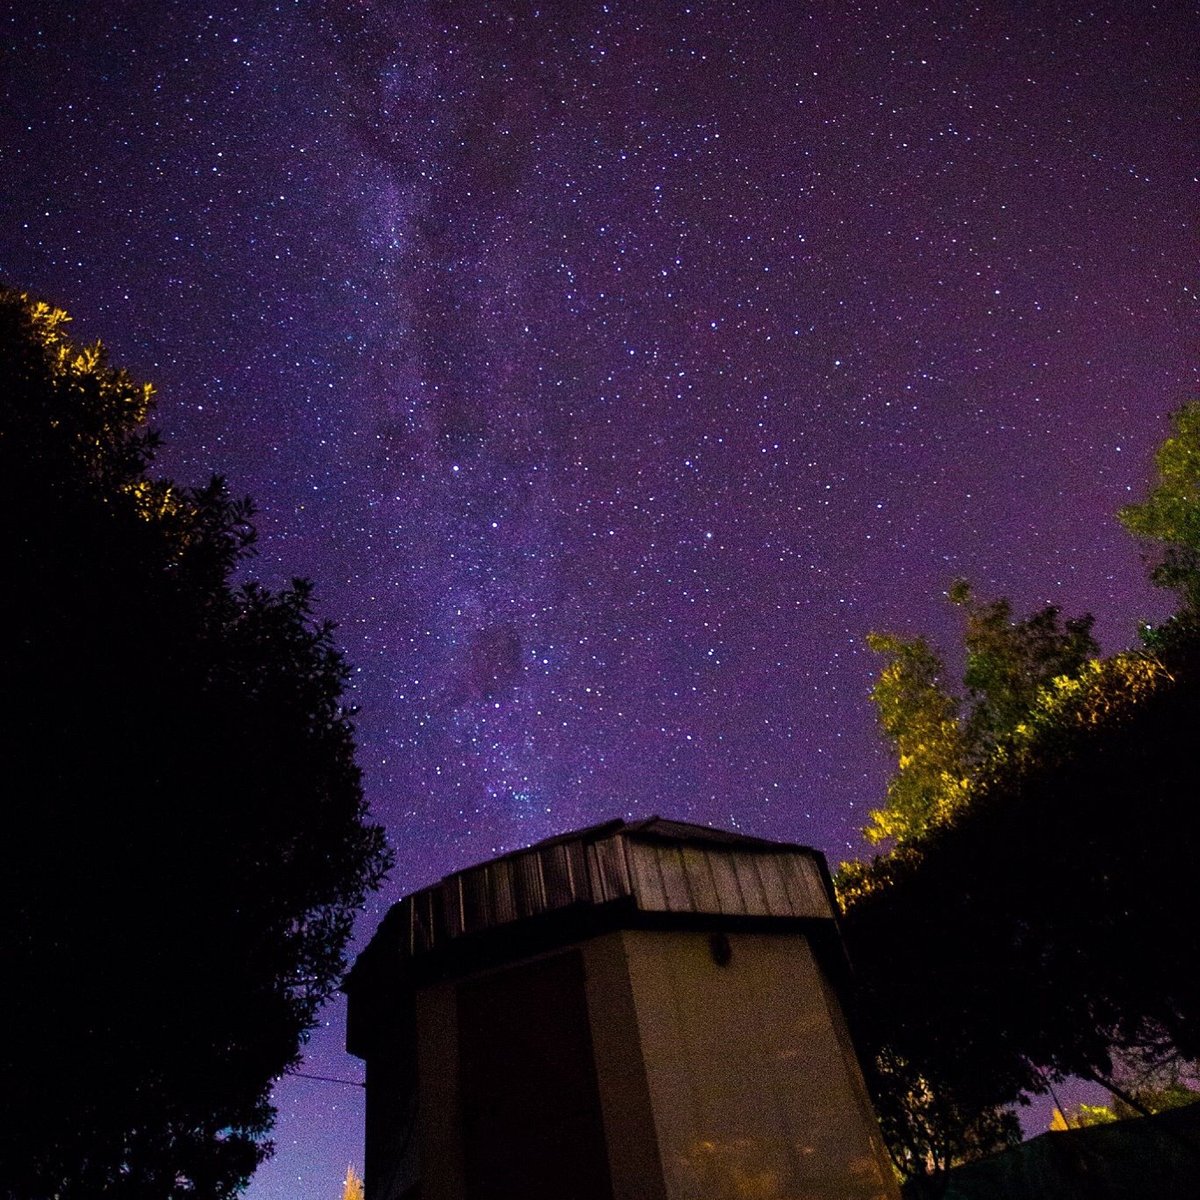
[2,2,1195,1195]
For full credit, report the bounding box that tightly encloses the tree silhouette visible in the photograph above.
[0,287,391,1200]
[840,468,1200,1184]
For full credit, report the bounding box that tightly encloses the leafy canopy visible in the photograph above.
[839,401,1200,1184]
[1059,1049,1200,1129]
[856,584,1096,853]
[0,287,392,1200]
[1119,400,1200,609]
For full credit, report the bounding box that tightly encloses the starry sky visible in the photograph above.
[2,1,1196,1195]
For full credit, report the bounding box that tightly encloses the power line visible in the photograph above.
[289,1071,364,1089]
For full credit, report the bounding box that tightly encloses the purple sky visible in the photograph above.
[3,2,1195,1195]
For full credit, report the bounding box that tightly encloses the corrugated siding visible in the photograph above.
[393,832,830,959]
[624,841,829,920]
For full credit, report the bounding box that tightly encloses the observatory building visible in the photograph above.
[345,817,899,1200]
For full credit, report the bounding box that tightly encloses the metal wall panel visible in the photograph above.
[627,840,669,911]
[587,837,632,904]
[679,845,722,914]
[779,852,829,918]
[564,839,589,902]
[657,844,697,912]
[512,851,546,919]
[490,859,518,927]
[703,849,748,916]
[730,851,771,914]
[751,854,795,918]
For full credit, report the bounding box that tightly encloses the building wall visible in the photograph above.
[364,1025,420,1200]
[414,949,613,1200]
[398,927,897,1200]
[619,928,898,1200]
[413,977,462,1200]
[580,933,668,1200]
[455,949,612,1200]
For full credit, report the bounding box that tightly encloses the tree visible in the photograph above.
[839,587,1121,1181]
[1119,400,1200,610]
[848,585,1097,858]
[842,607,1199,1184]
[1059,1047,1200,1128]
[836,404,1200,1187]
[342,1165,366,1200]
[865,1046,1021,1186]
[949,580,1097,758]
[0,287,392,1200]
[858,631,966,849]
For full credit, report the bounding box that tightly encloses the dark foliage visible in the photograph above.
[840,402,1200,1184]
[0,288,391,1200]
[843,626,1200,1181]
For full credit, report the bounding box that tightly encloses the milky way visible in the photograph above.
[2,2,1195,1195]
